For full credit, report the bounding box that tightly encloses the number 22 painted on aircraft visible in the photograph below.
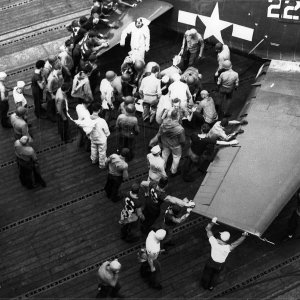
[267,0,300,20]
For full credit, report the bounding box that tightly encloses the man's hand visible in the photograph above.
[242,231,249,236]
[186,207,193,213]
[120,40,125,47]
[212,217,218,224]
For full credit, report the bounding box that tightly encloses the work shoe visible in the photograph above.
[240,120,248,125]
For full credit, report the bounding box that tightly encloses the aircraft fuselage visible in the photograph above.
[160,0,300,61]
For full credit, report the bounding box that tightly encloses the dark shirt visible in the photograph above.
[31,73,43,98]
[190,133,216,156]
[144,181,167,215]
[89,66,101,96]
[121,192,142,220]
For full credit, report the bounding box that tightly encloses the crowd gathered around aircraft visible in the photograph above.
[1,0,299,298]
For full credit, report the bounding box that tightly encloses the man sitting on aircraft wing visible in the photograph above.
[208,118,247,141]
[182,124,239,182]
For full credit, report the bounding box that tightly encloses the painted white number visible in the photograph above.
[283,1,300,20]
[267,0,300,20]
[267,0,282,18]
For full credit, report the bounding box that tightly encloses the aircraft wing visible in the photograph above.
[193,60,300,237]
[96,0,173,56]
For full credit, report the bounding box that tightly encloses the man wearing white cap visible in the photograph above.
[201,217,248,291]
[140,145,166,196]
[97,259,123,298]
[13,81,27,108]
[0,71,11,128]
[143,229,166,289]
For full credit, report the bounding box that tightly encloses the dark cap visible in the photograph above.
[131,183,140,194]
[215,42,223,51]
[82,63,93,74]
[120,148,130,158]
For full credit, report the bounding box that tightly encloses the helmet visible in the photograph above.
[134,60,145,72]
[220,231,230,242]
[109,260,121,272]
[155,229,166,241]
[215,42,223,51]
[125,103,136,114]
[105,71,116,81]
[16,106,27,117]
[48,55,57,64]
[124,96,134,105]
[121,73,131,82]
[222,60,232,70]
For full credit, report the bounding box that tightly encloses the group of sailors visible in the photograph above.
[0,0,259,297]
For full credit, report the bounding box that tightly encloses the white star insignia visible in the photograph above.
[198,3,232,44]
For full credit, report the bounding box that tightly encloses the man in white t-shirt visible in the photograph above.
[201,217,248,291]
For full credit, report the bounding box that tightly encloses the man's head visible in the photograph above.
[201,123,211,134]
[105,71,116,82]
[82,63,93,75]
[108,260,121,274]
[200,90,209,99]
[0,72,7,82]
[16,106,27,117]
[65,39,74,50]
[154,229,166,241]
[215,42,223,53]
[188,28,198,38]
[222,60,232,70]
[220,118,229,127]
[131,182,140,195]
[79,16,88,26]
[120,148,130,159]
[125,103,136,114]
[170,204,181,216]
[151,145,161,156]
[16,81,26,92]
[91,102,102,113]
[35,60,45,70]
[93,0,102,7]
[134,60,145,72]
[48,55,57,65]
[219,231,230,242]
[19,136,29,145]
[124,96,134,105]
[121,73,131,83]
[158,177,168,189]
[135,18,144,28]
[61,82,71,93]
[172,98,181,110]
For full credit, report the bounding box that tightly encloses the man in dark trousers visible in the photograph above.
[119,183,145,242]
[141,177,195,234]
[104,148,130,202]
[96,259,123,298]
[201,217,248,291]
[116,103,140,161]
[14,136,46,189]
